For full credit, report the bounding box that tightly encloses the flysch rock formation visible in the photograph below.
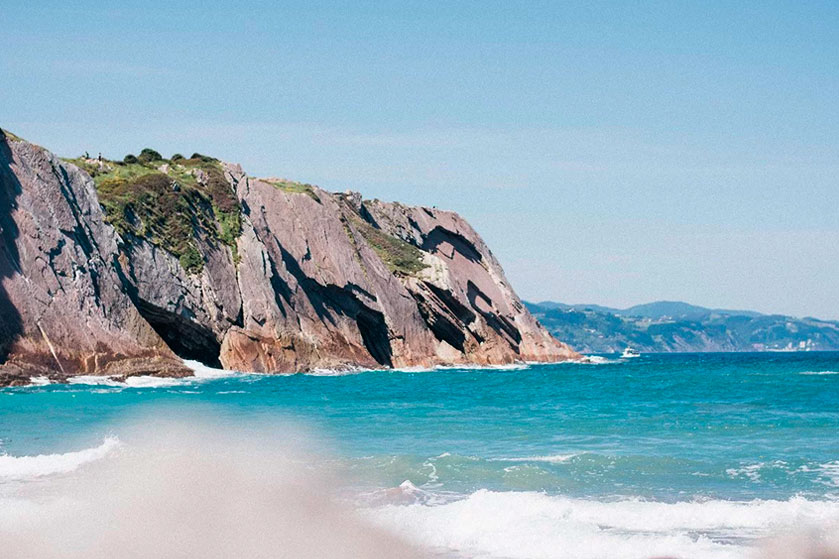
[0,129,578,386]
[0,131,191,386]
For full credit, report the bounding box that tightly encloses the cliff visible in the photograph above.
[0,130,577,385]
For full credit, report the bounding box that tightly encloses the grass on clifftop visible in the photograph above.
[0,128,25,143]
[268,179,321,203]
[65,153,242,274]
[351,217,427,276]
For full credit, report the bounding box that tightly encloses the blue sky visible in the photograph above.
[3,1,838,318]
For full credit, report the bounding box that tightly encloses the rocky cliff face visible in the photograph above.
[0,132,190,386]
[0,130,577,385]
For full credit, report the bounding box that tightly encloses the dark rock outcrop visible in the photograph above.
[0,130,577,385]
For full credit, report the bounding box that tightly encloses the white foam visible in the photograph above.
[123,376,193,388]
[726,461,789,483]
[485,363,528,370]
[492,453,580,464]
[27,376,51,386]
[0,419,424,559]
[0,437,120,480]
[799,461,839,488]
[800,370,839,376]
[304,366,372,377]
[579,355,617,364]
[303,362,532,375]
[67,375,122,386]
[390,366,436,373]
[181,360,245,380]
[434,362,528,371]
[65,360,246,389]
[367,491,839,559]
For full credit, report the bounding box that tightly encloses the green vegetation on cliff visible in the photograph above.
[64,152,242,273]
[268,179,321,203]
[351,217,427,276]
[0,128,25,143]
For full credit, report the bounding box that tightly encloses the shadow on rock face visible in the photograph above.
[0,131,24,364]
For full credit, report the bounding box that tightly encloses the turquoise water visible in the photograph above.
[2,352,839,558]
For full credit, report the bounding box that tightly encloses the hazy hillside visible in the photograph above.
[527,301,839,353]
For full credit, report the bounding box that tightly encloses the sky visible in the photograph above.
[2,1,838,319]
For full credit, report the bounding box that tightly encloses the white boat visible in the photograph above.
[621,347,640,358]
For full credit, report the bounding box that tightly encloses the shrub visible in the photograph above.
[190,153,216,163]
[179,245,204,274]
[205,167,237,213]
[137,148,163,164]
[92,152,242,275]
[123,154,138,164]
[171,153,184,161]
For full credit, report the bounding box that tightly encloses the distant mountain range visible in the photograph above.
[526,300,839,353]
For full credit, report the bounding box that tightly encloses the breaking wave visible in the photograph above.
[0,417,422,559]
[0,437,120,480]
[491,453,581,464]
[65,360,247,388]
[367,490,839,559]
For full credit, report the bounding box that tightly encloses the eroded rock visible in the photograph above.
[0,131,190,384]
[0,130,577,386]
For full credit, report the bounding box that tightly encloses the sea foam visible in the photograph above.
[367,490,839,559]
[65,360,245,389]
[491,453,580,464]
[0,437,120,480]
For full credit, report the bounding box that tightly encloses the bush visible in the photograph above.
[171,153,184,161]
[92,152,241,275]
[123,154,138,164]
[205,167,237,213]
[179,245,204,274]
[137,148,163,164]
[190,153,216,163]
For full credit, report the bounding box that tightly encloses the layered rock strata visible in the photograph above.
[0,130,577,385]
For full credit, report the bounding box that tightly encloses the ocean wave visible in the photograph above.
[391,366,435,373]
[65,360,247,389]
[367,490,839,559]
[725,461,789,483]
[800,370,839,376]
[67,375,191,389]
[0,419,425,559]
[67,375,123,386]
[303,366,374,377]
[302,362,533,376]
[725,460,839,488]
[798,461,839,488]
[577,355,617,364]
[27,376,52,387]
[0,437,120,480]
[434,362,529,371]
[491,453,580,464]
[126,376,197,388]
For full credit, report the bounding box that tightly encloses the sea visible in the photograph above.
[1,352,838,559]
